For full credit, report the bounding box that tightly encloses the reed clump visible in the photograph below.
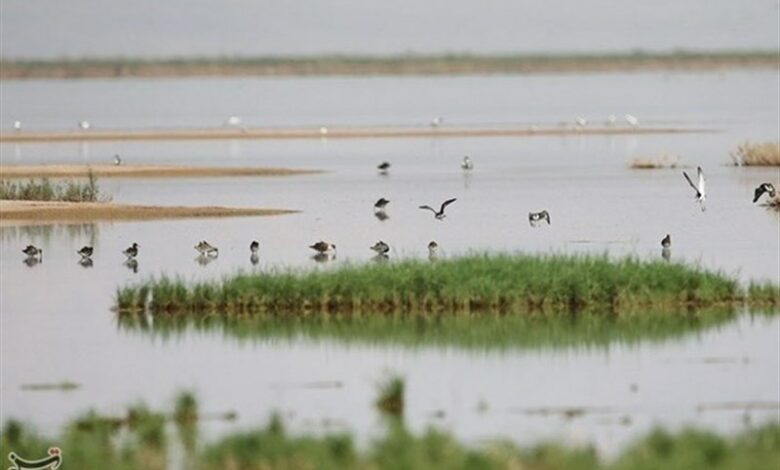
[375,375,405,417]
[115,254,778,316]
[629,153,681,169]
[0,170,108,202]
[729,141,780,166]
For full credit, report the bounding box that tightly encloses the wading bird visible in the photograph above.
[77,246,94,259]
[419,198,457,220]
[309,241,336,254]
[22,245,43,259]
[370,240,390,255]
[377,162,391,173]
[250,240,260,254]
[114,154,122,166]
[374,198,390,211]
[13,120,22,131]
[461,156,473,171]
[194,241,218,256]
[123,243,139,259]
[661,234,671,248]
[625,114,639,127]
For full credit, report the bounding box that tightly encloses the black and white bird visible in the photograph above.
[370,240,390,255]
[194,240,218,256]
[682,166,706,207]
[22,245,43,259]
[77,246,94,259]
[461,156,473,171]
[377,162,391,173]
[250,240,260,254]
[427,241,439,260]
[419,198,457,220]
[753,183,776,203]
[123,242,139,259]
[113,154,122,166]
[528,210,551,226]
[374,198,390,211]
[661,234,671,248]
[309,241,336,254]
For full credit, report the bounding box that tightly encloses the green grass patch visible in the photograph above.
[115,253,779,316]
[0,171,107,202]
[2,398,778,470]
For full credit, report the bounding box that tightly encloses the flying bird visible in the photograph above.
[753,183,776,203]
[461,156,473,171]
[123,243,139,259]
[419,198,457,220]
[682,166,706,207]
[528,210,551,226]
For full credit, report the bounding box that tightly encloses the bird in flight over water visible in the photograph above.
[682,166,706,210]
[419,198,457,220]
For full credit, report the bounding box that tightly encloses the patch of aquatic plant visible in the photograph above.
[116,254,778,315]
[116,307,772,352]
[730,141,780,166]
[375,375,405,417]
[0,171,108,202]
[3,400,778,470]
[629,153,682,169]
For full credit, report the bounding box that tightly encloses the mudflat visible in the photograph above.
[0,164,322,179]
[0,200,295,226]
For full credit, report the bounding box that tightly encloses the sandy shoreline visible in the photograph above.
[0,164,321,179]
[2,51,777,80]
[0,200,295,226]
[0,125,715,143]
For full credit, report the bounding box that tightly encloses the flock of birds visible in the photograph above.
[18,154,776,270]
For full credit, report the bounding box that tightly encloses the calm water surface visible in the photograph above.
[1,72,778,456]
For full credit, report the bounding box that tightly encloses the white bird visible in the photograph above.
[682,166,706,209]
[606,115,617,126]
[319,126,328,136]
[575,117,587,127]
[625,114,639,127]
[78,120,91,130]
[461,156,473,171]
[430,116,444,128]
[13,120,22,131]
[225,116,242,127]
[113,154,122,166]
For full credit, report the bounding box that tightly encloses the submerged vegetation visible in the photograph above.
[0,171,107,202]
[1,395,778,470]
[629,153,682,169]
[115,254,780,316]
[2,50,777,80]
[730,141,780,167]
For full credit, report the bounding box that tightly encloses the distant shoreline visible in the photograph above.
[0,164,322,179]
[1,50,777,80]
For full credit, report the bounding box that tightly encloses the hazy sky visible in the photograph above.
[1,0,778,59]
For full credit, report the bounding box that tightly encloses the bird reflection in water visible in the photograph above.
[195,254,217,266]
[312,252,336,263]
[124,258,139,273]
[78,257,94,268]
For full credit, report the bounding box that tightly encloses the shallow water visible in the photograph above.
[1,71,779,456]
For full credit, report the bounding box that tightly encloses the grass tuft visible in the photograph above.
[730,141,780,166]
[0,170,108,202]
[629,153,681,169]
[375,375,405,417]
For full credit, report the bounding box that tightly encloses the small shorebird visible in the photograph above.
[78,120,91,130]
[430,116,443,128]
[427,241,439,260]
[625,114,639,127]
[309,241,336,254]
[377,161,391,173]
[528,210,551,226]
[419,198,457,220]
[461,156,473,171]
[77,246,94,259]
[753,183,776,203]
[194,240,218,256]
[13,120,22,131]
[575,117,587,128]
[661,234,671,248]
[114,154,122,166]
[123,243,139,259]
[225,116,242,127]
[22,245,43,259]
[374,198,390,211]
[250,240,260,254]
[682,166,706,208]
[370,240,390,255]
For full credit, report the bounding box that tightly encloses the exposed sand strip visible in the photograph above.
[0,200,295,226]
[0,125,715,143]
[0,164,321,179]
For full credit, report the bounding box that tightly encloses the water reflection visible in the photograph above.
[23,256,42,268]
[0,223,98,243]
[374,210,390,222]
[662,247,672,261]
[371,253,390,263]
[195,254,217,266]
[124,258,139,273]
[312,253,336,263]
[78,258,94,268]
[250,253,260,266]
